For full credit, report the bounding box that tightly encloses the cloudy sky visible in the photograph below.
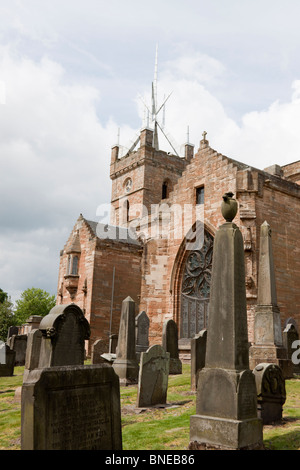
[1,0,300,304]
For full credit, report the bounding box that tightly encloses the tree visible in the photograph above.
[0,297,16,342]
[14,287,56,325]
[0,288,8,304]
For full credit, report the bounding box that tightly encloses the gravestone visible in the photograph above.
[7,325,19,341]
[112,296,139,385]
[14,329,43,403]
[191,329,207,391]
[137,345,170,407]
[9,334,27,366]
[38,303,90,368]
[249,221,293,378]
[135,311,149,361]
[0,340,5,364]
[91,339,106,364]
[162,319,182,374]
[189,193,263,450]
[25,315,43,333]
[23,329,43,382]
[100,335,118,364]
[253,363,286,424]
[283,321,300,374]
[0,344,15,377]
[21,364,122,450]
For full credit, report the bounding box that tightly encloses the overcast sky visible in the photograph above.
[1,0,300,304]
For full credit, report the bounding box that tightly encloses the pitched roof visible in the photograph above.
[66,230,81,253]
[84,219,141,246]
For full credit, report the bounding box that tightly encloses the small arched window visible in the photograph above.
[67,254,79,276]
[123,199,130,223]
[162,180,169,200]
[196,186,205,205]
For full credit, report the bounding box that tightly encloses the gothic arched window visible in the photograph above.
[180,229,214,338]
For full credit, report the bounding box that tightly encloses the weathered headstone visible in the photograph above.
[0,340,5,364]
[135,311,149,361]
[283,320,300,374]
[25,315,43,333]
[23,329,43,382]
[189,193,263,450]
[9,334,27,366]
[91,339,106,364]
[253,363,286,424]
[21,364,122,450]
[0,344,15,377]
[7,325,19,341]
[162,319,182,375]
[137,345,170,407]
[38,304,90,368]
[14,329,43,403]
[112,296,139,385]
[191,329,207,391]
[101,334,118,363]
[249,221,293,378]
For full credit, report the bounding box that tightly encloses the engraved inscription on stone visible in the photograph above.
[48,384,112,450]
[53,313,83,365]
[238,371,257,420]
[21,365,122,450]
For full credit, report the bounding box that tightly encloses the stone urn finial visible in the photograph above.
[221,192,238,222]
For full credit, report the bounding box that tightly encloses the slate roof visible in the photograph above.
[84,219,141,246]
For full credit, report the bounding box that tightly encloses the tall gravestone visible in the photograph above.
[137,345,170,407]
[112,296,139,385]
[38,304,90,368]
[135,311,149,361]
[23,329,43,382]
[162,319,182,374]
[189,192,263,450]
[253,363,286,424]
[21,364,122,450]
[249,221,293,379]
[14,329,43,403]
[191,329,207,391]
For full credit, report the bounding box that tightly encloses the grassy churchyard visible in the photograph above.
[0,363,299,450]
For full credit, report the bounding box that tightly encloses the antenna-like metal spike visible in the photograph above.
[162,95,166,129]
[153,44,158,112]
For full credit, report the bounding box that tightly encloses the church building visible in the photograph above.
[56,76,300,358]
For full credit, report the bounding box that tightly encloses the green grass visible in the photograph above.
[263,376,300,450]
[0,363,299,450]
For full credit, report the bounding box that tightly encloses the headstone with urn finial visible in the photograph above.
[189,192,263,450]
